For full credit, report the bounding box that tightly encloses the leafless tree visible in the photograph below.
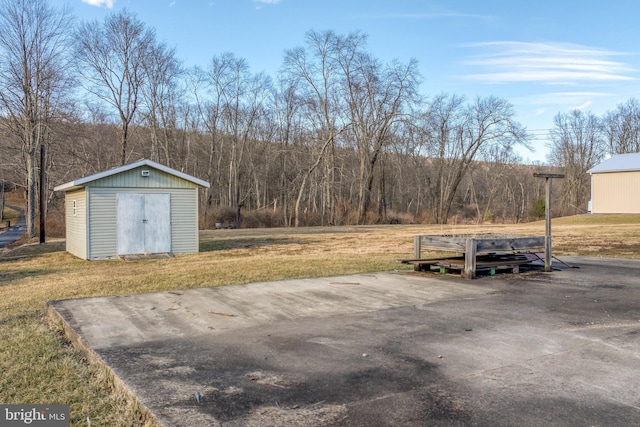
[602,98,640,155]
[421,94,529,224]
[140,41,183,166]
[548,109,606,214]
[466,144,523,224]
[272,75,302,225]
[192,52,273,226]
[387,121,429,220]
[75,9,155,165]
[0,0,74,237]
[339,41,421,222]
[283,30,357,226]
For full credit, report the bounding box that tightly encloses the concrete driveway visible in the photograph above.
[48,257,640,426]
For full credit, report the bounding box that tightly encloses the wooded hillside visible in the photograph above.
[2,2,636,237]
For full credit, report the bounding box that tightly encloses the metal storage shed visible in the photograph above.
[587,152,640,214]
[54,159,210,260]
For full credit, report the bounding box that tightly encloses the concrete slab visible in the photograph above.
[48,257,640,426]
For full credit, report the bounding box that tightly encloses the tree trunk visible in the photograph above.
[26,147,37,238]
[294,136,333,227]
[121,122,129,165]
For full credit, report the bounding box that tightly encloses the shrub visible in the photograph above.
[531,198,545,219]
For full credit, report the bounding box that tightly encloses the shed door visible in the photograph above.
[117,193,171,255]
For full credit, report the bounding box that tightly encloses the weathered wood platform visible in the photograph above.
[403,234,545,279]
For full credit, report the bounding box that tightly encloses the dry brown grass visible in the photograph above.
[1,216,639,425]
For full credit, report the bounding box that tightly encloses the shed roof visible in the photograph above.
[588,152,640,174]
[54,159,210,192]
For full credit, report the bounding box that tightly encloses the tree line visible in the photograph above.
[0,1,636,237]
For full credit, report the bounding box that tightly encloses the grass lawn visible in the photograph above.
[1,216,639,425]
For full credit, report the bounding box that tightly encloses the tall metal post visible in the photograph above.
[534,173,565,272]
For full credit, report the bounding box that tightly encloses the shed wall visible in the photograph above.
[591,171,640,214]
[171,189,200,254]
[65,189,87,259]
[90,166,198,189]
[87,187,199,260]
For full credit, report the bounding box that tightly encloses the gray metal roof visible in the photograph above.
[54,159,210,191]
[588,152,640,174]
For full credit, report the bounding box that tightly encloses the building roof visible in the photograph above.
[588,152,640,174]
[54,159,210,192]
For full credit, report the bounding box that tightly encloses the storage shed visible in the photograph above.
[54,159,210,260]
[588,152,640,214]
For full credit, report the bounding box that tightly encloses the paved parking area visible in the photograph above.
[48,257,640,426]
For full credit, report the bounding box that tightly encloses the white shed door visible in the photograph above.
[117,193,171,255]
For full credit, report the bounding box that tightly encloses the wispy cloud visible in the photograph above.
[461,41,636,85]
[511,91,613,113]
[81,0,114,8]
[169,1,176,7]
[572,100,592,110]
[254,0,281,9]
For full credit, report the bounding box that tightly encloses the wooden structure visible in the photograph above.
[54,159,209,260]
[588,152,640,214]
[403,234,545,279]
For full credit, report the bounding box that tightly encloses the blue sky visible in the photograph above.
[54,0,640,163]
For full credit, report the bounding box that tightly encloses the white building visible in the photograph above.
[588,152,640,214]
[54,159,209,260]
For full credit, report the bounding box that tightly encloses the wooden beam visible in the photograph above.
[534,173,565,272]
[464,238,477,279]
[414,235,421,259]
[533,173,565,179]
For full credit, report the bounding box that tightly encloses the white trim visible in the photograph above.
[54,159,210,191]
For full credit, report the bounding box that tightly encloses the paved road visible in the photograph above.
[49,258,640,426]
[0,205,26,248]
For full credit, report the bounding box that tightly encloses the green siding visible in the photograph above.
[87,187,199,260]
[170,189,199,253]
[87,189,118,259]
[65,189,87,259]
[90,166,198,189]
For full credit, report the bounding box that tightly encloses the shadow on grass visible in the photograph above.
[0,241,66,261]
[0,267,69,288]
[199,237,309,252]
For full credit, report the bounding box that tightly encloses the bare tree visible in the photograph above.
[602,98,640,155]
[272,75,302,225]
[0,0,73,237]
[421,94,529,224]
[339,43,421,223]
[548,109,606,214]
[283,30,356,227]
[466,144,522,224]
[140,41,183,166]
[75,9,155,165]
[191,53,273,226]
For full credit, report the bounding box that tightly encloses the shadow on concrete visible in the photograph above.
[48,257,640,426]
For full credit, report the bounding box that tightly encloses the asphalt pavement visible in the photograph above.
[0,205,26,248]
[48,257,640,426]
